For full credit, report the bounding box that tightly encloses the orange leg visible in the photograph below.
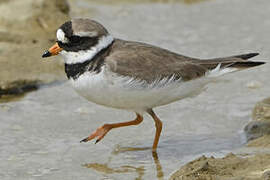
[80,113,143,144]
[147,109,163,151]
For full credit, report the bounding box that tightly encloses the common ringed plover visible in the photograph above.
[42,18,265,151]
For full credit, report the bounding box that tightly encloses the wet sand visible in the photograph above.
[0,0,69,98]
[170,153,270,180]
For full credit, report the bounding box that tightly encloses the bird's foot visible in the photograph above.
[80,124,112,144]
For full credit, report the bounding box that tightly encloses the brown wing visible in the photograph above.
[105,40,264,83]
[105,40,208,83]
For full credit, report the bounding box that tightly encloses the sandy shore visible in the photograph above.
[0,0,69,99]
[170,98,270,180]
[170,153,270,180]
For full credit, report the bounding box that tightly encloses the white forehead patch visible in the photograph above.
[73,31,98,37]
[56,29,69,43]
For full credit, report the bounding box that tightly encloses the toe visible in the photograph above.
[80,124,112,143]
[95,139,100,144]
[80,137,89,143]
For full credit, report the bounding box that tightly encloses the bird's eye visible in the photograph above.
[57,40,64,47]
[70,36,81,44]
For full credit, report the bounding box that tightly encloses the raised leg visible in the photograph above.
[80,113,143,144]
[147,109,163,151]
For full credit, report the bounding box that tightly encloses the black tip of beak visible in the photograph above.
[42,51,51,58]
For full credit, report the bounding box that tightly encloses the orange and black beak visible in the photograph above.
[42,42,63,58]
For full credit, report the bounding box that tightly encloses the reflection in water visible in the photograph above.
[83,163,144,179]
[83,145,164,180]
[152,151,164,180]
[112,145,151,155]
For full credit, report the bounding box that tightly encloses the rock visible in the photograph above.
[252,98,270,121]
[0,0,70,99]
[170,153,270,180]
[244,97,270,146]
[244,121,270,141]
[262,170,270,180]
[0,80,39,102]
[247,135,270,148]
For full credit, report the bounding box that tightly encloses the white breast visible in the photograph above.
[69,66,213,112]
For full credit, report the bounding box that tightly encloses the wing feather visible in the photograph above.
[105,40,207,83]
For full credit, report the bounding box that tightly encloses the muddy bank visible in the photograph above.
[170,153,270,180]
[246,97,270,148]
[171,98,270,180]
[0,0,69,99]
[0,80,39,103]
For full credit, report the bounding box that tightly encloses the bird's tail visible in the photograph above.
[197,53,265,77]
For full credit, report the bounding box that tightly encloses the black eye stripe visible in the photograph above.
[58,21,101,52]
[70,36,81,43]
[58,36,99,52]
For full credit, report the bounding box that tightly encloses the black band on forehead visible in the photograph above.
[59,21,73,37]
[58,36,99,52]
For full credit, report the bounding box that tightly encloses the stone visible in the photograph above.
[244,97,270,143]
[0,0,70,99]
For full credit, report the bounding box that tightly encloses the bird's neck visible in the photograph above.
[64,38,114,80]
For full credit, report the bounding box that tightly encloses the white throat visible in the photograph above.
[60,34,114,64]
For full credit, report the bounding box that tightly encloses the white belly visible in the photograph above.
[70,67,212,112]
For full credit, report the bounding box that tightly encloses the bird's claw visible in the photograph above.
[80,137,89,143]
[80,124,111,144]
[95,139,100,144]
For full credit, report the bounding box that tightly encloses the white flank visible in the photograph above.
[56,29,69,43]
[60,35,114,64]
[70,66,211,112]
[69,61,241,112]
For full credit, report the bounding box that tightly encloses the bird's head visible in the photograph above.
[42,18,114,64]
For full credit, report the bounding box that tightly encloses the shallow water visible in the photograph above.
[0,82,253,180]
[1,0,270,179]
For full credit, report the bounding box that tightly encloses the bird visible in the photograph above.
[42,18,265,151]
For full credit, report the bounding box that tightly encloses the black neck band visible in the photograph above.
[64,40,114,80]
